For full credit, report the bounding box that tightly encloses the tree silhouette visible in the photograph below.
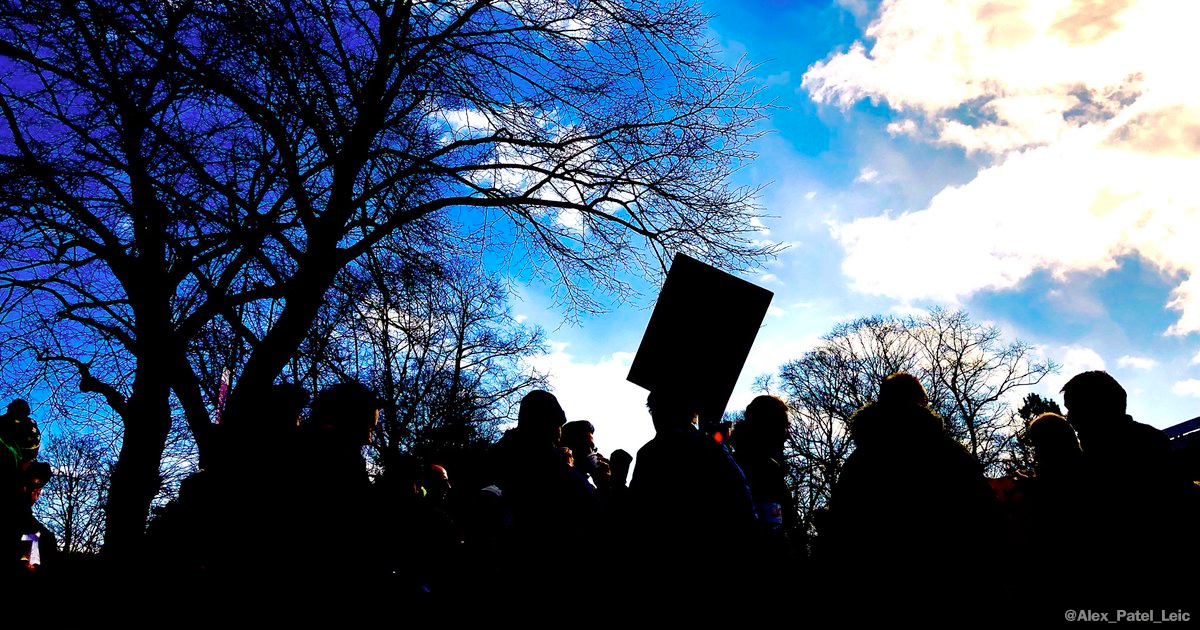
[1016,392,1062,423]
[294,246,548,475]
[916,308,1058,468]
[1006,392,1064,475]
[1,0,772,552]
[765,309,1057,537]
[34,431,112,556]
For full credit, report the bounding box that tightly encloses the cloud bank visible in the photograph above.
[804,0,1200,335]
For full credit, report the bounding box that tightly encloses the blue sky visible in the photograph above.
[514,0,1200,458]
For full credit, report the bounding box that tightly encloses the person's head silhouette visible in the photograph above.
[879,372,928,407]
[310,381,380,445]
[1026,412,1081,474]
[1060,371,1126,441]
[518,390,568,443]
[737,395,789,455]
[646,388,698,433]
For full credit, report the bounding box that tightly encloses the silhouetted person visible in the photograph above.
[1060,371,1194,596]
[600,448,635,552]
[1062,371,1168,469]
[209,382,309,467]
[3,399,40,576]
[422,464,452,507]
[375,455,462,592]
[561,420,612,491]
[486,390,599,593]
[824,373,1001,605]
[0,400,39,464]
[12,461,56,578]
[1,410,22,570]
[188,383,311,579]
[1006,413,1086,598]
[256,380,307,437]
[732,395,804,582]
[609,449,633,491]
[628,388,755,592]
[288,381,382,580]
[1026,412,1083,476]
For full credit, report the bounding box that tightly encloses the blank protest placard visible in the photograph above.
[627,253,774,424]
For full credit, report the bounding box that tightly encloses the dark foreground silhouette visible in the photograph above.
[6,373,1199,615]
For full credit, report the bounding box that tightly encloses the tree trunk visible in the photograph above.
[102,362,173,560]
[102,234,177,560]
[225,258,341,423]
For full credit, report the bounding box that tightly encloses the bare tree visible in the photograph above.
[765,309,1056,536]
[286,243,548,472]
[761,317,920,535]
[1,0,772,551]
[30,400,196,554]
[35,431,113,555]
[914,308,1058,470]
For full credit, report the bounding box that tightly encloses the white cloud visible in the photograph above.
[767,306,785,318]
[1172,379,1200,398]
[555,207,584,232]
[1117,355,1156,370]
[749,216,771,235]
[1042,344,1106,396]
[889,303,929,318]
[805,191,818,200]
[440,108,498,137]
[804,0,1200,334]
[1192,350,1200,365]
[760,273,779,284]
[528,344,656,457]
[527,332,817,463]
[514,314,528,323]
[803,0,1186,138]
[736,331,824,398]
[886,119,918,136]
[1061,346,1105,372]
[855,167,880,183]
[439,106,628,221]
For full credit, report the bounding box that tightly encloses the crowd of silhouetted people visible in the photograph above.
[4,370,1199,613]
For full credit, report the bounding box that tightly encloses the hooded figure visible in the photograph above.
[824,374,1001,594]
